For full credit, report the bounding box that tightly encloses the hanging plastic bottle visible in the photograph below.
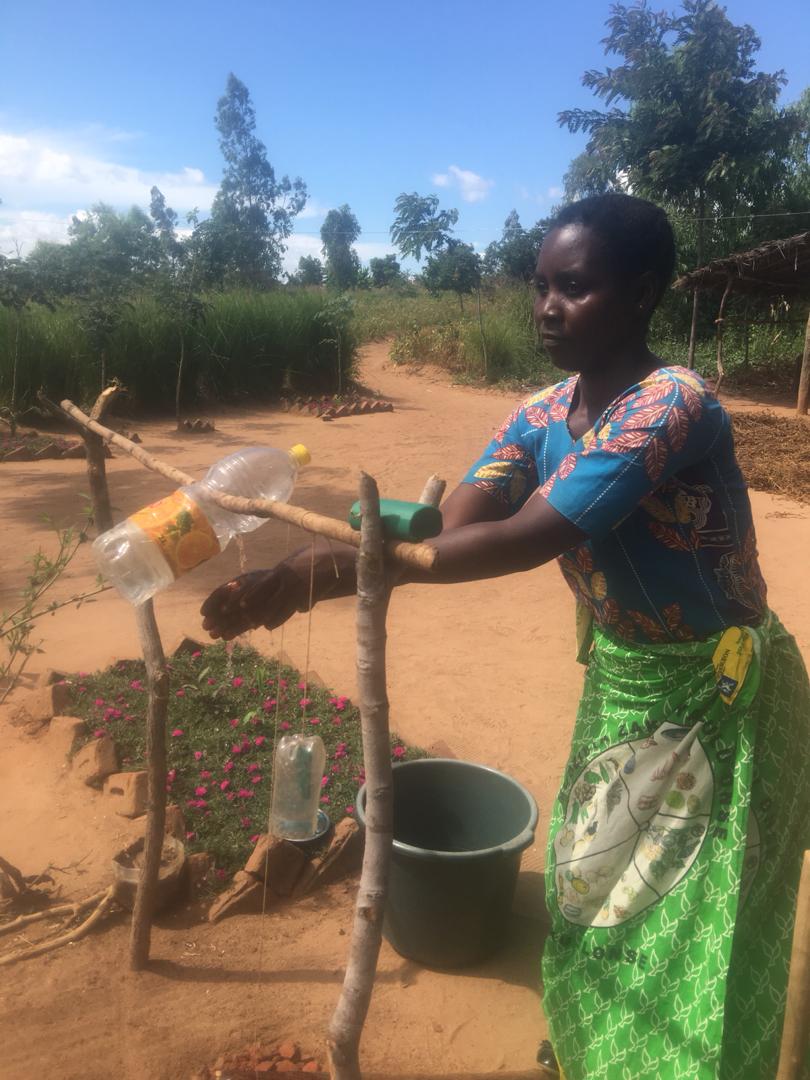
[93,444,311,605]
[270,733,327,840]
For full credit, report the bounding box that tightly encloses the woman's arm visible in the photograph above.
[200,484,584,640]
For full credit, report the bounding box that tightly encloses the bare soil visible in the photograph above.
[0,343,808,1079]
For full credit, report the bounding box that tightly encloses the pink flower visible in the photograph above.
[207,677,216,685]
[280,721,291,731]
[78,686,87,694]
[321,775,329,787]
[332,717,342,726]
[193,750,203,760]
[219,780,230,791]
[232,744,242,754]
[199,769,212,779]
[320,796,330,805]
[130,680,143,691]
[186,798,208,810]
[226,791,236,801]
[93,729,106,738]
[299,697,312,708]
[393,745,406,759]
[246,762,260,772]
[124,714,134,722]
[167,768,177,783]
[262,698,277,711]
[254,736,266,747]
[94,698,105,707]
[185,831,196,841]
[249,834,261,844]
[345,805,354,815]
[309,717,320,725]
[229,717,240,728]
[240,816,252,828]
[191,650,202,659]
[331,764,340,774]
[251,775,262,784]
[175,689,186,698]
[298,681,307,690]
[223,760,234,772]
[194,785,207,796]
[265,678,275,686]
[237,788,254,799]
[78,671,88,678]
[171,728,184,738]
[279,679,288,689]
[216,868,227,880]
[232,676,243,688]
[334,743,347,759]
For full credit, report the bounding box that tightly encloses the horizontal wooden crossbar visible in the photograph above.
[58,399,439,572]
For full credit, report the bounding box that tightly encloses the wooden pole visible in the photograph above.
[327,473,389,1080]
[797,309,810,417]
[327,475,444,1079]
[56,399,438,572]
[129,598,170,971]
[714,277,734,396]
[776,850,810,1079]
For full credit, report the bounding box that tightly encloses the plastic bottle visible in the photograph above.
[92,444,311,605]
[270,734,327,839]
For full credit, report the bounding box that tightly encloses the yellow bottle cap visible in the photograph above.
[289,444,311,467]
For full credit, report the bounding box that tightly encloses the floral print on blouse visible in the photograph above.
[463,366,767,643]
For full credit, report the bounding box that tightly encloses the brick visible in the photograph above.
[9,682,72,734]
[104,770,148,817]
[275,1063,298,1073]
[164,803,186,839]
[302,1062,321,1073]
[47,716,85,759]
[32,442,63,460]
[187,851,212,888]
[60,442,87,459]
[168,635,207,658]
[2,445,34,461]
[277,1041,300,1062]
[38,668,72,687]
[292,817,361,897]
[244,835,307,897]
[72,736,118,787]
[207,870,265,923]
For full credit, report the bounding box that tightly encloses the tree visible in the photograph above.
[390,193,459,263]
[422,240,481,311]
[149,196,207,428]
[369,254,403,287]
[201,73,307,284]
[559,0,797,362]
[320,205,361,291]
[483,211,548,282]
[0,256,49,434]
[290,255,325,286]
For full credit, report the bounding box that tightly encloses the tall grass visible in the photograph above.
[0,289,357,414]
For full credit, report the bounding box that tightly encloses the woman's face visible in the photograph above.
[533,224,646,373]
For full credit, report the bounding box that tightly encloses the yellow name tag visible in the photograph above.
[712,626,755,706]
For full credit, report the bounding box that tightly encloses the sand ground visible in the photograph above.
[1,343,807,1078]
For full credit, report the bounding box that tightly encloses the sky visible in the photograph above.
[1,0,808,272]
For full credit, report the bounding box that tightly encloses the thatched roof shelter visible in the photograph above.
[672,230,810,415]
[673,231,810,298]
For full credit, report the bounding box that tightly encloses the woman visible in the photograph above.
[201,194,810,1079]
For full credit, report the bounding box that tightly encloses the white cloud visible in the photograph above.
[0,125,331,258]
[0,130,219,213]
[431,164,494,203]
[547,185,563,199]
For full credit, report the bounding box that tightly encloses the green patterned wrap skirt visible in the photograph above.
[542,614,810,1079]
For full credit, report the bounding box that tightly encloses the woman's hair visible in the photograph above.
[549,193,676,307]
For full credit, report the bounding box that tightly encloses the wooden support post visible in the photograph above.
[327,475,444,1079]
[129,599,170,971]
[327,473,389,1080]
[776,850,810,1079]
[797,309,810,417]
[714,277,733,396]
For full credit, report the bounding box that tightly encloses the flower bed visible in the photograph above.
[66,642,424,877]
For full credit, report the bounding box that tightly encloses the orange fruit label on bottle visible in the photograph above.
[130,490,220,580]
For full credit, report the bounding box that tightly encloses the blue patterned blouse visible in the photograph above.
[463,366,767,644]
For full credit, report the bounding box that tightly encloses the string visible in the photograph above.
[300,536,318,734]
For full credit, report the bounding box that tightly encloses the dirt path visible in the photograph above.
[1,342,808,1078]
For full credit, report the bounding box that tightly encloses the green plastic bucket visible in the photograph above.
[357,758,538,968]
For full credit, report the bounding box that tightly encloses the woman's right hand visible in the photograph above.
[200,564,307,641]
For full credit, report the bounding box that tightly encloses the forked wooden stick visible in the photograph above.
[327,475,445,1079]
